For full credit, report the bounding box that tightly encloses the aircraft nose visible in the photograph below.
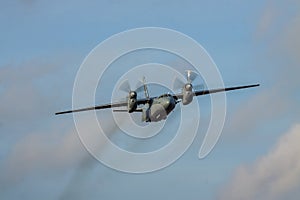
[162,100,169,108]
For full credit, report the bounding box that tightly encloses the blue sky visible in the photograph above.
[1,0,300,199]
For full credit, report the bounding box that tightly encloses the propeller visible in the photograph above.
[118,77,149,98]
[119,79,132,93]
[186,70,197,83]
[135,78,146,93]
[118,79,138,113]
[193,84,205,91]
[135,76,149,99]
[118,79,137,100]
[173,70,204,91]
[173,76,186,91]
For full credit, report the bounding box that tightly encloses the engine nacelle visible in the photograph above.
[182,83,194,105]
[127,91,137,113]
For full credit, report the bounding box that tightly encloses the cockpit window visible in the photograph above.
[159,94,171,98]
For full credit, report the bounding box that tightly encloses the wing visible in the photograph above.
[55,98,151,115]
[55,101,127,115]
[173,84,260,99]
[194,84,260,96]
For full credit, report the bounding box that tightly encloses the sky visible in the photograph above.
[0,0,300,199]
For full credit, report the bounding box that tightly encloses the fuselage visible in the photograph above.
[142,94,176,122]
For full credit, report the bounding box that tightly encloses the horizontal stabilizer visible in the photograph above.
[113,109,143,112]
[112,109,128,112]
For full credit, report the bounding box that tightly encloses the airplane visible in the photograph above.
[55,70,259,122]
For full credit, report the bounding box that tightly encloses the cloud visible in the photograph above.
[226,86,290,135]
[0,114,122,190]
[0,54,127,199]
[0,125,85,189]
[218,3,300,199]
[58,114,124,199]
[255,2,278,38]
[224,0,300,136]
[280,10,300,65]
[218,123,300,200]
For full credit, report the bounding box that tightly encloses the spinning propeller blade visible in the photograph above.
[119,79,132,93]
[172,70,200,90]
[186,70,198,83]
[193,84,205,91]
[173,76,186,90]
[136,76,149,99]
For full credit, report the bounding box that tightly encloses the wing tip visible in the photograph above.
[55,110,72,115]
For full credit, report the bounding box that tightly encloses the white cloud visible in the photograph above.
[280,10,300,65]
[226,87,290,135]
[255,2,278,38]
[225,0,300,137]
[218,123,300,200]
[218,3,300,199]
[0,114,122,191]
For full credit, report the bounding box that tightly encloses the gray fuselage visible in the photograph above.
[142,94,176,122]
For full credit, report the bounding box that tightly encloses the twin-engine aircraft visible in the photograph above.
[55,70,259,122]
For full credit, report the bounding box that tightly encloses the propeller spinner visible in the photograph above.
[118,79,138,113]
[173,70,202,105]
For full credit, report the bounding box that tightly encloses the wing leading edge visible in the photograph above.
[55,98,150,115]
[172,84,260,99]
[55,102,126,115]
[193,84,260,96]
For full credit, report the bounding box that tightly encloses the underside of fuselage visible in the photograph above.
[142,94,176,122]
